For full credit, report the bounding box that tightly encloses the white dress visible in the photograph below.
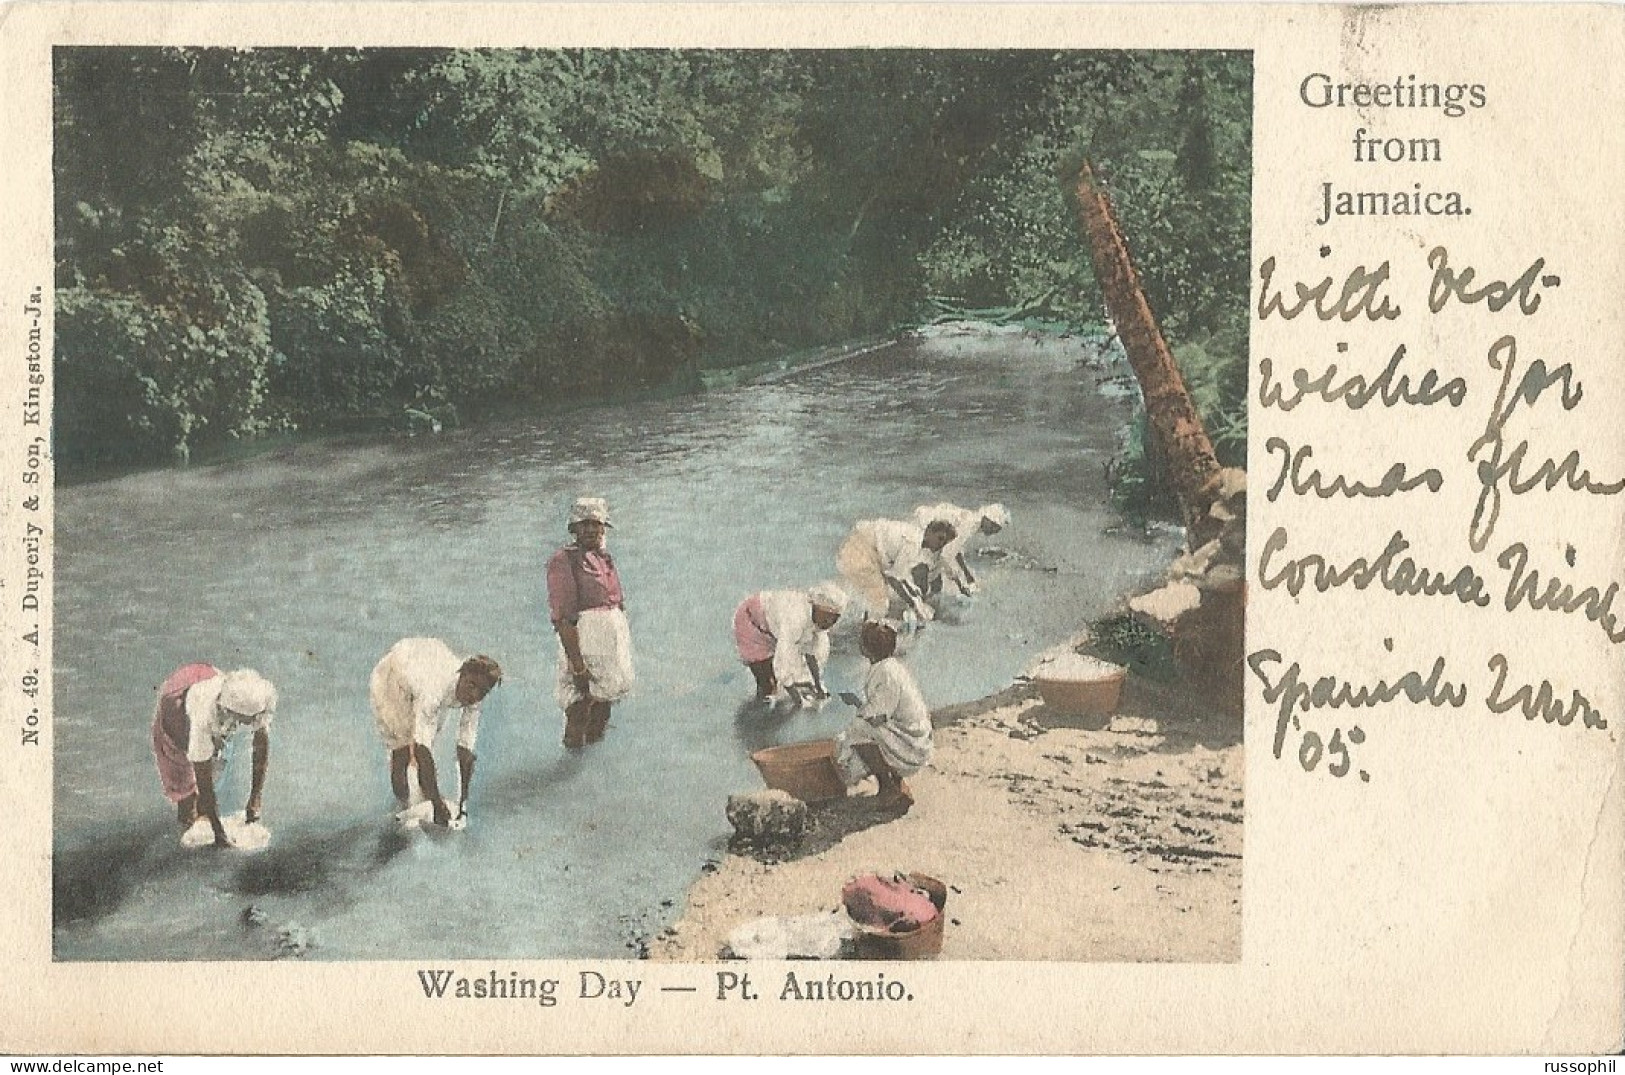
[911,502,981,590]
[750,589,832,689]
[554,608,636,708]
[371,637,483,753]
[836,657,933,782]
[836,519,939,618]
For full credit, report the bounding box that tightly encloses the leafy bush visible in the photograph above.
[1088,611,1178,682]
[56,255,277,467]
[265,257,413,422]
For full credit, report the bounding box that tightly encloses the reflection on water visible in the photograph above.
[52,331,1179,960]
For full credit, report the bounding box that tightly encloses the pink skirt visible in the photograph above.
[732,595,775,664]
[151,663,218,803]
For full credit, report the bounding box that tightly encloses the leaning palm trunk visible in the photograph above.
[1073,158,1222,535]
[1073,159,1246,716]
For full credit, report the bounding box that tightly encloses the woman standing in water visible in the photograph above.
[546,497,635,749]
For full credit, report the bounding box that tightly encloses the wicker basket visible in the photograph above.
[849,873,948,960]
[751,739,848,803]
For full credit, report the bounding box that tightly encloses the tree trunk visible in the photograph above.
[489,189,508,247]
[1072,159,1221,531]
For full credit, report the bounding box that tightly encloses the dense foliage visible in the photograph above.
[54,48,1250,474]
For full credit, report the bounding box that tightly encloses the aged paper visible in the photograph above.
[0,1,1621,1056]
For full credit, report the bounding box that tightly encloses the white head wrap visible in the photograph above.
[218,669,278,719]
[807,582,849,616]
[980,503,1011,530]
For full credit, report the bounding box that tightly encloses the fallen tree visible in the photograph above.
[1072,159,1246,713]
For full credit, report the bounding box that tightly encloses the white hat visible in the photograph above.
[808,582,849,616]
[980,503,1011,529]
[218,669,277,720]
[568,496,613,528]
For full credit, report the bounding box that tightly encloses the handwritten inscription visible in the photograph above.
[1498,544,1625,645]
[1485,654,1606,730]
[1263,438,1443,502]
[1427,248,1556,316]
[1250,640,1466,784]
[1251,643,1607,783]
[1258,343,1466,412]
[1257,255,1402,322]
[1467,335,1622,553]
[1252,223,1618,780]
[1258,528,1491,607]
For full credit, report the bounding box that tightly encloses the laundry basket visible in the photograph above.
[750,739,847,803]
[1032,653,1126,716]
[847,873,948,960]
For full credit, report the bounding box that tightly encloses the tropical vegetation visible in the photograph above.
[54,48,1251,487]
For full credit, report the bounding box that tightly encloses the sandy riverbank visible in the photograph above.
[651,671,1242,963]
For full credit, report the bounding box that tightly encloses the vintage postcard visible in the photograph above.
[0,1,1619,1056]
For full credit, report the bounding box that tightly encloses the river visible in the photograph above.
[51,326,1181,961]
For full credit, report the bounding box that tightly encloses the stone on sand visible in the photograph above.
[726,789,810,845]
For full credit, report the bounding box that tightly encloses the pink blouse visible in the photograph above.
[546,546,625,625]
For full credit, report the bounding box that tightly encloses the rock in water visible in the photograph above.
[274,924,314,959]
[726,790,809,845]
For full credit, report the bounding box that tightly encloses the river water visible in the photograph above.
[51,327,1180,961]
